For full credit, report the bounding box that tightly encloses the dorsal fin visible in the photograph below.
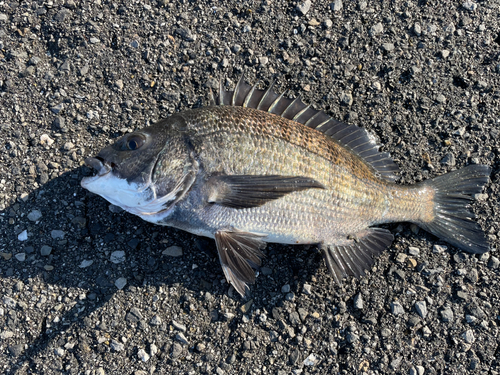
[215,76,399,181]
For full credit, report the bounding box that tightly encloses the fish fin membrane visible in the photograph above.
[418,164,491,254]
[321,228,394,284]
[214,228,267,297]
[217,76,400,182]
[206,174,325,209]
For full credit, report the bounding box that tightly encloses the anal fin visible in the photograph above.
[321,228,394,285]
[214,228,267,297]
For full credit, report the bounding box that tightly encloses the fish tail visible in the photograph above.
[418,164,491,254]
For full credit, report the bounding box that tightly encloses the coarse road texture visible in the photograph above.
[1,1,499,374]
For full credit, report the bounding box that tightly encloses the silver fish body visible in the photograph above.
[82,78,491,296]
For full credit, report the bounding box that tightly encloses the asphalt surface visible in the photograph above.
[1,1,499,374]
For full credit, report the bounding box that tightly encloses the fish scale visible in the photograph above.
[169,106,423,243]
[82,77,491,296]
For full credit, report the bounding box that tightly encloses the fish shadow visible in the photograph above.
[1,167,325,373]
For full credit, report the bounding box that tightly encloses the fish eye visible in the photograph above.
[126,135,145,150]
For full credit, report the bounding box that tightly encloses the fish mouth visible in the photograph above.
[84,156,113,177]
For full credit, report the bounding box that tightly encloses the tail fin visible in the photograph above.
[419,165,491,254]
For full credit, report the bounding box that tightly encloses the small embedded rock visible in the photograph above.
[162,246,183,257]
[296,0,311,15]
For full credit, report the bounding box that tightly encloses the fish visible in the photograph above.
[81,76,491,297]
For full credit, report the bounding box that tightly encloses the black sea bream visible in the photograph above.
[81,77,491,296]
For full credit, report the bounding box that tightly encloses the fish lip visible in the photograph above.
[84,157,112,177]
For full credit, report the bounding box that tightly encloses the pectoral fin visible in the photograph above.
[206,174,325,209]
[214,228,267,297]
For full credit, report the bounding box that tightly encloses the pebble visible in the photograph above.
[259,56,269,66]
[396,253,407,263]
[440,306,454,322]
[281,284,291,293]
[8,344,24,357]
[302,284,312,295]
[0,253,12,260]
[441,50,450,59]
[468,269,479,283]
[408,247,420,256]
[28,210,42,221]
[382,43,395,52]
[54,347,65,357]
[115,277,127,290]
[440,153,455,166]
[289,311,301,325]
[414,301,428,319]
[346,331,359,344]
[391,301,405,315]
[176,332,189,345]
[330,0,343,11]
[15,253,26,262]
[462,1,478,11]
[137,348,150,362]
[3,296,17,309]
[79,259,94,268]
[126,307,143,323]
[354,293,364,309]
[172,320,186,332]
[413,23,422,36]
[63,142,74,151]
[296,0,311,15]
[51,103,64,114]
[466,315,477,323]
[436,94,446,104]
[303,353,317,366]
[422,326,431,338]
[462,329,475,343]
[114,79,124,90]
[372,81,382,91]
[240,299,253,314]
[51,230,65,239]
[324,19,333,28]
[410,366,425,375]
[370,22,384,36]
[433,244,447,253]
[110,340,124,351]
[40,245,52,256]
[340,91,353,106]
[150,315,162,326]
[110,250,126,264]
[162,246,183,257]
[171,343,183,358]
[18,230,28,241]
[488,256,499,269]
[0,331,14,339]
[89,37,100,44]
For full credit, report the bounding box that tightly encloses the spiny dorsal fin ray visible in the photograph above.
[215,77,400,182]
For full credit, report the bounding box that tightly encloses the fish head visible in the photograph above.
[81,116,195,221]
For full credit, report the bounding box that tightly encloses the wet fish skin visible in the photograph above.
[82,78,491,296]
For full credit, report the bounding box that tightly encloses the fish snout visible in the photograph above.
[84,157,112,177]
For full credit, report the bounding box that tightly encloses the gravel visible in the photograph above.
[1,0,499,374]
